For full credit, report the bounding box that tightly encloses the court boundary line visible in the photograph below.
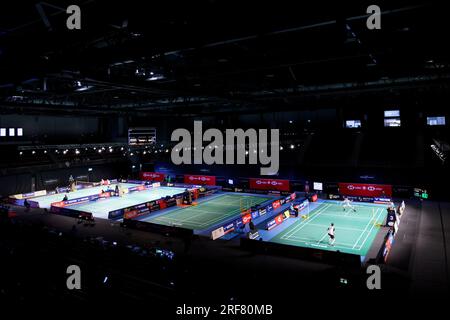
[147,194,271,229]
[277,203,386,253]
[278,236,358,250]
[351,207,380,249]
[281,204,332,240]
[356,207,384,250]
[351,207,379,249]
[300,222,373,233]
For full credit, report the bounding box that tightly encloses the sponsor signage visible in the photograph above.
[223,223,235,234]
[140,172,166,182]
[383,232,395,262]
[266,219,276,230]
[242,213,252,224]
[294,199,309,212]
[248,230,260,240]
[249,178,290,192]
[211,227,225,240]
[386,208,396,227]
[272,200,281,210]
[338,183,392,197]
[266,211,290,230]
[184,175,216,186]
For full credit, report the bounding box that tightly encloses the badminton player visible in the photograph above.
[327,223,336,246]
[342,197,356,212]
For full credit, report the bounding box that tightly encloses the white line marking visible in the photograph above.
[351,208,380,249]
[282,204,331,240]
[356,207,384,250]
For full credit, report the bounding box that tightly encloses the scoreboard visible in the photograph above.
[414,188,428,199]
[128,127,156,146]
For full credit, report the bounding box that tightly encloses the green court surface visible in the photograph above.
[270,202,387,256]
[142,193,272,230]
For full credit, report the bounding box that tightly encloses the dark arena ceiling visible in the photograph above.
[0,1,449,116]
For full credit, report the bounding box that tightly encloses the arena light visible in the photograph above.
[280,146,283,150]
[290,144,295,149]
[75,85,93,92]
[146,74,165,81]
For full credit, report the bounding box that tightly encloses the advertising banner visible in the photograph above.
[249,178,290,192]
[140,172,166,182]
[266,211,290,230]
[338,183,393,197]
[184,175,216,186]
[242,213,252,224]
[272,200,281,210]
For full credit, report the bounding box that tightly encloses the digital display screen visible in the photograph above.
[414,188,428,199]
[313,182,323,191]
[384,118,401,127]
[427,116,446,126]
[384,110,400,117]
[128,127,156,146]
[345,120,361,128]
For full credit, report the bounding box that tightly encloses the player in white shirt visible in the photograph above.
[342,197,356,212]
[327,223,336,246]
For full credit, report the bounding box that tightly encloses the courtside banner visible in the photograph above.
[242,213,252,224]
[9,190,47,200]
[140,172,166,182]
[184,174,216,186]
[266,212,290,230]
[272,200,281,210]
[249,178,290,192]
[338,182,393,197]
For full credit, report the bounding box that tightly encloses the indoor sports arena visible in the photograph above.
[1,0,449,315]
